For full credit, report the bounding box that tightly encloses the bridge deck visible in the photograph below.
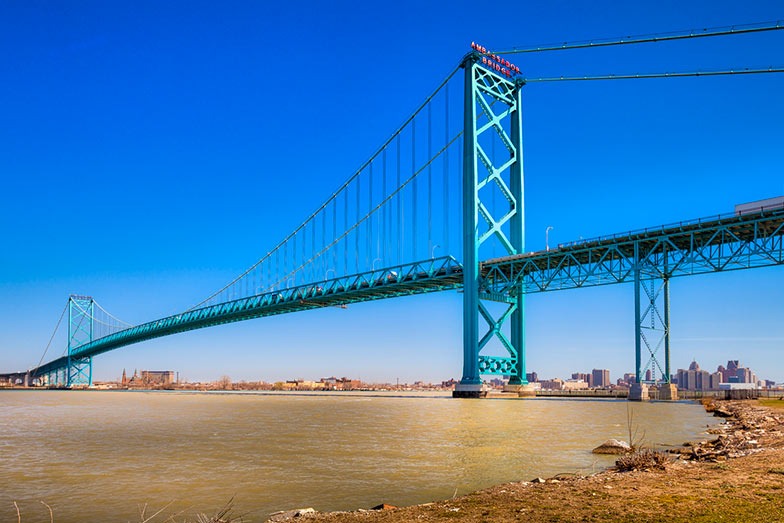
[27,207,784,378]
[31,258,464,377]
[483,207,784,294]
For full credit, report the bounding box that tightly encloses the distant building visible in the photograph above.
[592,369,610,388]
[140,370,175,385]
[571,373,591,387]
[540,378,564,390]
[710,372,723,390]
[563,379,588,390]
[526,372,538,383]
[719,382,757,391]
[676,359,760,391]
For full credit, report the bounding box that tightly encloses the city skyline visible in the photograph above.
[90,354,777,387]
[2,1,783,383]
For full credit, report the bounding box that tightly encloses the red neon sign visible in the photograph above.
[471,42,520,78]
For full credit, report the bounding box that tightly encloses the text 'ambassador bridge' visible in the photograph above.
[7,21,784,399]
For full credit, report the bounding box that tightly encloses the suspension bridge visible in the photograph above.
[4,21,784,398]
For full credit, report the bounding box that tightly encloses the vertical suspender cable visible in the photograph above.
[428,102,432,258]
[397,135,402,265]
[305,225,308,283]
[310,221,314,283]
[356,177,361,272]
[444,82,450,256]
[412,118,417,260]
[368,163,373,268]
[383,149,388,263]
[321,210,325,279]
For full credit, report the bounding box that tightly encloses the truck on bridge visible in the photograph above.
[735,196,784,216]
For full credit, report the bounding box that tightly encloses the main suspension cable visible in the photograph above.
[523,66,784,83]
[495,20,784,55]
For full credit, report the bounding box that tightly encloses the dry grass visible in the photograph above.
[12,499,245,523]
[758,398,784,409]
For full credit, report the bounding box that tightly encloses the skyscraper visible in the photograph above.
[592,369,610,388]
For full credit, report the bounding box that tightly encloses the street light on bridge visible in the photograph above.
[545,226,554,251]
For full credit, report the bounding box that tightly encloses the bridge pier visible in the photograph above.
[453,383,488,398]
[628,383,649,401]
[634,243,673,391]
[658,383,679,401]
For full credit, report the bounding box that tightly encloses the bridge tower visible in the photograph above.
[454,52,527,398]
[67,295,94,387]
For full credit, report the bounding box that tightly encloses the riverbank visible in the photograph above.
[267,399,784,522]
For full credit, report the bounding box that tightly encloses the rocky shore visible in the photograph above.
[266,399,784,522]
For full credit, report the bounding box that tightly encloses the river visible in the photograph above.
[0,390,715,522]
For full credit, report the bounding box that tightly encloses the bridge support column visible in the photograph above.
[633,243,672,397]
[629,383,649,401]
[454,54,526,398]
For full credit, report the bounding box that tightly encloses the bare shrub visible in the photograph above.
[626,403,645,451]
[615,448,670,472]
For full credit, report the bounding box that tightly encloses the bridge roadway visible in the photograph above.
[30,257,465,377]
[482,206,784,295]
[26,206,784,379]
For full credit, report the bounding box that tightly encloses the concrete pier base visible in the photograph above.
[658,383,679,401]
[452,383,487,398]
[517,384,537,398]
[628,383,650,401]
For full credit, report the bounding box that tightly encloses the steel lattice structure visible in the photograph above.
[483,208,784,382]
[456,53,527,395]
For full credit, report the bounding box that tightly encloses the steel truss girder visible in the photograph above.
[482,209,784,295]
[460,55,527,385]
[29,258,464,371]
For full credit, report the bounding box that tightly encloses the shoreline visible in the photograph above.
[266,399,784,522]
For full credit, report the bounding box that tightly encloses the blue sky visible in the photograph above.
[1,1,783,384]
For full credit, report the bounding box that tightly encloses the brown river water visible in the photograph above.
[0,390,715,522]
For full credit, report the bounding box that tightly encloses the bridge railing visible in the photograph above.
[557,204,784,250]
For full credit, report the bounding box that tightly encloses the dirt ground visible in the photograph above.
[267,399,784,523]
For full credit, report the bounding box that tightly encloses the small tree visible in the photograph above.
[217,375,232,390]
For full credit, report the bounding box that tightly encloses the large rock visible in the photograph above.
[370,503,397,510]
[592,439,632,454]
[713,407,733,418]
[267,508,317,522]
